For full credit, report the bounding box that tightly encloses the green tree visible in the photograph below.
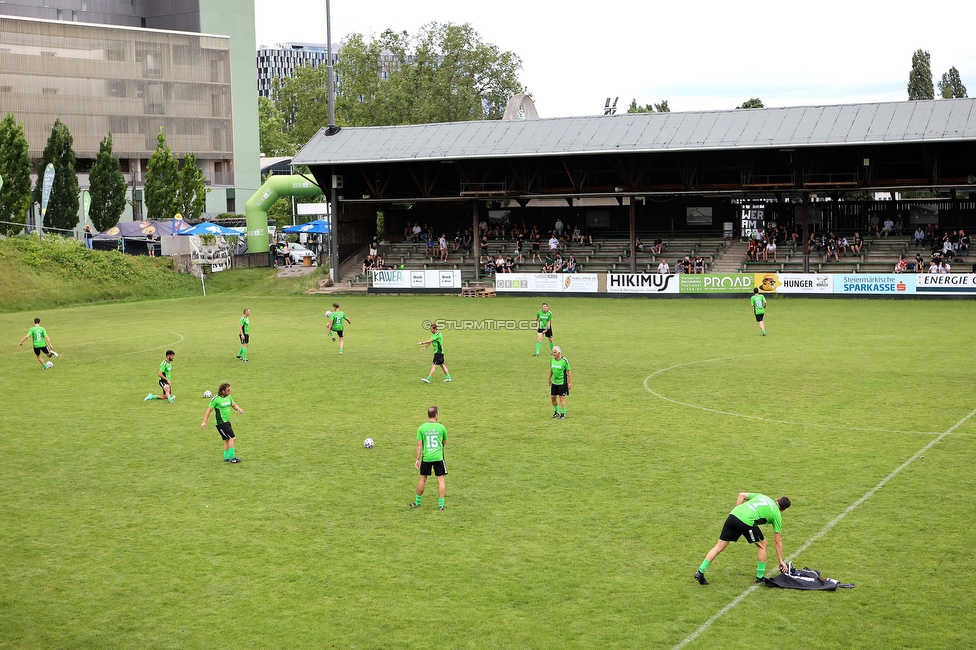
[176,153,207,221]
[32,118,80,231]
[88,132,127,232]
[258,96,295,156]
[627,99,670,113]
[938,66,968,98]
[272,63,330,147]
[736,98,764,109]
[0,112,33,233]
[908,49,935,100]
[335,30,412,126]
[144,128,181,221]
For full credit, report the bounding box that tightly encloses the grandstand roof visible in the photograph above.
[293,98,976,166]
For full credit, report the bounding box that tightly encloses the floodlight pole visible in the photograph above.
[325,0,340,281]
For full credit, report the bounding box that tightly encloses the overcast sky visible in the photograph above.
[254,0,975,118]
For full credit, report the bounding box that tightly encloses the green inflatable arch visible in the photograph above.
[244,174,324,253]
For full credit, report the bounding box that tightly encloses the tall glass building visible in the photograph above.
[0,1,259,222]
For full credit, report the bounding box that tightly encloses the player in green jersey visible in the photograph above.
[419,322,451,383]
[534,302,553,356]
[237,308,251,362]
[695,492,791,585]
[328,302,351,354]
[201,382,244,463]
[145,350,176,403]
[18,317,59,368]
[751,288,767,336]
[549,345,572,418]
[410,406,448,509]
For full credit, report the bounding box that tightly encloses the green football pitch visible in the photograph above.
[1,294,974,649]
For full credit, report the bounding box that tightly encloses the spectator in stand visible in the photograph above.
[362,254,375,274]
[913,226,925,249]
[924,223,935,247]
[942,232,954,258]
[478,220,488,240]
[565,254,577,273]
[412,222,422,242]
[651,238,664,254]
[513,238,524,263]
[913,252,925,272]
[895,214,904,236]
[581,230,594,246]
[495,252,508,273]
[851,232,864,255]
[693,254,706,273]
[950,230,961,254]
[882,216,894,237]
[548,233,560,254]
[941,259,951,274]
[462,229,473,251]
[635,237,644,253]
[505,255,516,272]
[657,258,670,274]
[404,221,413,240]
[531,230,542,262]
[484,257,496,274]
[932,224,943,248]
[894,256,908,273]
[552,252,565,272]
[959,230,970,253]
[763,238,777,262]
[837,235,850,256]
[571,225,582,243]
[808,232,819,254]
[928,259,939,273]
[554,218,564,238]
[425,232,436,258]
[542,252,555,273]
[480,232,490,253]
[746,239,758,262]
[439,234,449,262]
[869,211,880,234]
[452,231,463,252]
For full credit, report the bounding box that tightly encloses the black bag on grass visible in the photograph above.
[762,563,855,590]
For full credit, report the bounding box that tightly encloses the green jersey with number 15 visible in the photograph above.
[417,422,448,462]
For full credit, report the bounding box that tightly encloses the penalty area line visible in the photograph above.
[673,404,976,650]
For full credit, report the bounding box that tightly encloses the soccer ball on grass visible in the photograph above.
[363,438,374,449]
[45,361,54,369]
[203,390,213,399]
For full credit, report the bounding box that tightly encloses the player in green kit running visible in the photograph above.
[201,382,244,463]
[549,345,572,418]
[751,288,767,336]
[419,322,451,383]
[695,492,791,585]
[328,302,351,354]
[145,350,176,403]
[237,308,250,362]
[18,317,59,368]
[534,302,553,356]
[410,405,448,509]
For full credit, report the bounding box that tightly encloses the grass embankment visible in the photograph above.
[0,236,325,312]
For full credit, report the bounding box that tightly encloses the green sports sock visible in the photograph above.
[241,349,247,360]
[444,374,450,379]
[554,405,559,413]
[549,340,554,350]
[426,376,432,382]
[438,498,445,508]
[229,447,236,458]
[535,342,541,354]
[560,407,566,414]
[238,346,243,356]
[699,559,711,573]
[757,562,766,579]
[415,495,422,505]
[223,449,229,460]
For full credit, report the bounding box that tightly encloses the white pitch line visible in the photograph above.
[644,358,940,436]
[672,405,976,650]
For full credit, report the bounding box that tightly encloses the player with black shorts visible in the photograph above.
[237,308,250,362]
[410,406,448,509]
[534,303,553,356]
[549,345,572,418]
[419,322,451,383]
[201,382,244,463]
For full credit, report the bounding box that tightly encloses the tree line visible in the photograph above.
[0,116,207,235]
[260,22,526,156]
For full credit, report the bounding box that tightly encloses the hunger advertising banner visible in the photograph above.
[606,273,679,294]
[754,273,833,294]
[679,273,754,293]
[915,274,976,295]
[834,274,916,295]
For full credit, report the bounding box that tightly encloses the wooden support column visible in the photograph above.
[472,200,480,281]
[629,197,637,272]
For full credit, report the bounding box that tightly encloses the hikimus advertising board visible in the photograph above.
[753,273,833,294]
[606,273,679,294]
[372,269,461,289]
[834,274,916,295]
[678,274,754,293]
[915,274,976,295]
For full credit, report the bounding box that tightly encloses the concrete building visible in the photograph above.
[0,0,259,224]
